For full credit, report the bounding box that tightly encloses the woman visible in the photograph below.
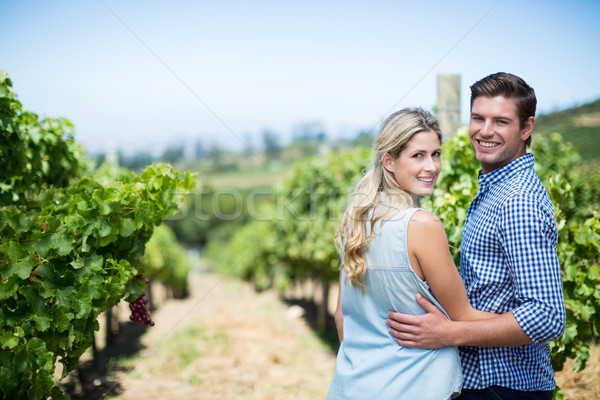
[327,108,499,399]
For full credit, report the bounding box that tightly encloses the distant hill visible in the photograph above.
[534,99,600,161]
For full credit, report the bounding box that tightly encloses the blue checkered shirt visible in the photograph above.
[459,153,565,391]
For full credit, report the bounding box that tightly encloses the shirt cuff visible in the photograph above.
[512,302,565,342]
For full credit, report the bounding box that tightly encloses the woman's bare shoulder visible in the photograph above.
[409,209,443,227]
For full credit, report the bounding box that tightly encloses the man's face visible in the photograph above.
[469,95,534,174]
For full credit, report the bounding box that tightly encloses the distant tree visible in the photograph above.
[117,149,154,171]
[94,152,107,167]
[262,129,281,160]
[352,130,375,148]
[194,139,205,159]
[286,122,329,158]
[161,145,185,164]
[292,121,327,142]
[243,133,254,156]
[208,143,222,166]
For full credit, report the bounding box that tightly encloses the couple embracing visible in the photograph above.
[327,73,566,400]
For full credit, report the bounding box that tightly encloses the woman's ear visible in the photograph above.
[381,153,395,173]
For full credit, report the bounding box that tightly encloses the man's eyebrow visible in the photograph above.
[470,112,514,121]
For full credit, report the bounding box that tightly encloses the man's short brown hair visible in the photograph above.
[470,72,537,147]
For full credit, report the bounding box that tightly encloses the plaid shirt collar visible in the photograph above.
[477,153,535,194]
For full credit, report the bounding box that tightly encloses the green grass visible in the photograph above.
[535,99,600,161]
[203,165,294,189]
[140,325,228,374]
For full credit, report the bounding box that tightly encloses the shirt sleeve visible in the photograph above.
[498,194,566,342]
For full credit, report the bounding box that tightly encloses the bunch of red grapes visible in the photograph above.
[128,274,155,326]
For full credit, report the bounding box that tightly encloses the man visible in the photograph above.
[386,72,565,399]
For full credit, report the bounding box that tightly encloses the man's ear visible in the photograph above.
[381,153,395,173]
[521,116,535,142]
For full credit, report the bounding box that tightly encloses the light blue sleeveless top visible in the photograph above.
[327,207,463,400]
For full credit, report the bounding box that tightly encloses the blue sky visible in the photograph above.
[1,0,599,155]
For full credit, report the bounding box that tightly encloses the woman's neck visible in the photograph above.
[411,193,421,207]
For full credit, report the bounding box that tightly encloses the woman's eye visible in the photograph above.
[433,151,441,157]
[412,153,422,158]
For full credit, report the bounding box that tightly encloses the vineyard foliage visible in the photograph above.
[210,126,600,375]
[274,146,373,284]
[206,211,279,292]
[0,72,196,399]
[0,79,88,206]
[207,147,373,288]
[166,184,272,249]
[142,224,192,294]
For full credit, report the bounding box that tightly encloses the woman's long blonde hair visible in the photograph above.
[336,107,442,294]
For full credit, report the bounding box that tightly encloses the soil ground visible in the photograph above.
[60,261,599,400]
[61,261,337,400]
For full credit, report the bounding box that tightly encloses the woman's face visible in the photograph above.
[382,129,441,204]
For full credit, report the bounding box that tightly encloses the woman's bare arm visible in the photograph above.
[407,210,498,321]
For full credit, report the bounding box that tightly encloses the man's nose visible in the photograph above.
[480,120,494,136]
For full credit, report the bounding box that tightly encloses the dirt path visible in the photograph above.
[102,263,337,400]
[63,256,599,400]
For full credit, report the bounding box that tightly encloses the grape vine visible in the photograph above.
[128,275,154,326]
[0,71,196,399]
